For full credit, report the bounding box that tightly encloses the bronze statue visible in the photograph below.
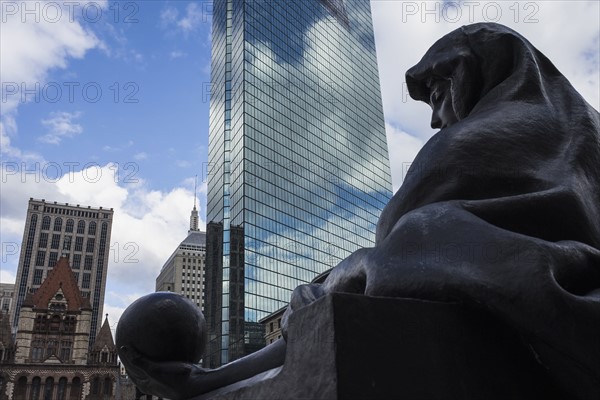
[118,23,600,399]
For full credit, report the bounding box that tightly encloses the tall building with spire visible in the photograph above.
[204,0,393,366]
[190,176,200,234]
[155,196,206,309]
[11,198,114,349]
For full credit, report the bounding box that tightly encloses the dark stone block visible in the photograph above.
[193,293,563,400]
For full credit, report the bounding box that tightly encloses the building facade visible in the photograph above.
[0,257,120,400]
[0,284,15,318]
[155,205,207,309]
[11,199,113,348]
[259,307,285,347]
[204,0,392,366]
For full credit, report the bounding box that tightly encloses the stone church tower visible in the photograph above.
[0,257,120,400]
[14,257,92,365]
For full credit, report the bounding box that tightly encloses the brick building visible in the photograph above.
[0,257,119,400]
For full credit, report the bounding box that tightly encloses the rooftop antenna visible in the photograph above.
[194,175,198,210]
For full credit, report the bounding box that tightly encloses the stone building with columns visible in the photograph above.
[0,257,120,400]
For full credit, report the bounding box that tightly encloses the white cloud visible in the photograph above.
[170,51,187,59]
[177,3,204,33]
[0,0,105,159]
[160,3,209,36]
[0,269,17,286]
[39,111,83,144]
[133,152,148,160]
[176,160,192,168]
[372,0,600,148]
[0,1,102,114]
[160,7,179,26]
[1,115,45,162]
[103,140,134,152]
[0,163,205,328]
[385,123,425,192]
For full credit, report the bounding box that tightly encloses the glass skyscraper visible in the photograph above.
[204,0,392,366]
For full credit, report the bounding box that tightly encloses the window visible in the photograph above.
[49,252,58,267]
[15,377,27,399]
[35,251,45,266]
[73,254,81,269]
[38,232,48,248]
[57,377,67,400]
[46,339,57,357]
[31,340,44,360]
[51,234,60,249]
[42,216,51,230]
[49,315,61,331]
[91,377,100,395]
[84,256,93,270]
[64,317,76,333]
[88,221,96,235]
[65,219,74,232]
[60,341,71,361]
[86,238,95,253]
[103,377,112,395]
[34,315,47,331]
[1,298,10,312]
[75,237,83,251]
[70,378,81,400]
[82,273,91,289]
[30,377,41,400]
[63,235,72,250]
[43,378,54,400]
[77,220,85,234]
[33,269,44,285]
[53,217,62,231]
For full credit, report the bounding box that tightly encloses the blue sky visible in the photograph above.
[1,0,599,328]
[4,1,212,192]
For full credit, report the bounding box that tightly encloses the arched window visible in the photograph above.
[15,376,27,399]
[88,221,96,235]
[43,377,54,400]
[77,221,85,234]
[103,377,112,396]
[30,376,41,400]
[91,376,100,395]
[57,377,67,400]
[69,377,81,400]
[53,217,63,231]
[42,216,51,230]
[66,219,74,233]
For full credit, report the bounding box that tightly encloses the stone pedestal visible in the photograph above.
[195,293,564,400]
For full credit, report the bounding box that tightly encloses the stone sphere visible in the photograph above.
[116,292,207,363]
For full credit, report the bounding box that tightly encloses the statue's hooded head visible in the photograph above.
[405,23,561,129]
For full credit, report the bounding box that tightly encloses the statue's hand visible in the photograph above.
[119,346,207,400]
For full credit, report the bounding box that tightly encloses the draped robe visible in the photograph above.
[283,23,600,399]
